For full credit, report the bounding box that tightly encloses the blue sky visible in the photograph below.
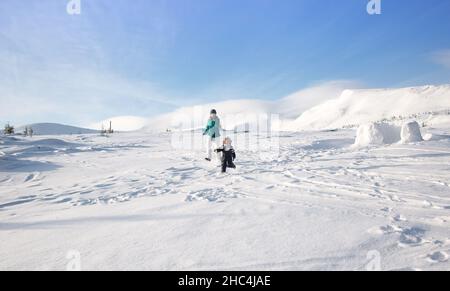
[1,0,450,126]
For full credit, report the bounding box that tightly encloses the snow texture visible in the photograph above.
[1,124,450,271]
[1,83,450,271]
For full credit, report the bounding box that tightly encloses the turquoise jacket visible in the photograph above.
[203,117,221,138]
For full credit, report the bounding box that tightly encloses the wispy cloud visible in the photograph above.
[0,0,182,127]
[0,48,183,126]
[431,49,450,68]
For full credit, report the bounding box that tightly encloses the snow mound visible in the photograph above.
[16,123,98,136]
[295,85,450,130]
[401,121,423,143]
[354,123,401,147]
[354,123,385,146]
[355,121,426,147]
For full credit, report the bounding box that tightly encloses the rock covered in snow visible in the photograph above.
[401,121,423,143]
[355,121,425,147]
[354,122,401,147]
[354,123,385,146]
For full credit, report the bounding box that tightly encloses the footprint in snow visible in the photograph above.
[398,227,427,247]
[370,225,428,247]
[186,188,239,203]
[24,173,40,183]
[427,251,449,263]
[367,224,401,235]
[0,177,13,184]
[54,198,72,204]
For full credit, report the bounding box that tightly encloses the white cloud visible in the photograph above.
[0,49,182,126]
[0,1,181,127]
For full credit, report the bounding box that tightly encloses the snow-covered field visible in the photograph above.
[1,124,450,270]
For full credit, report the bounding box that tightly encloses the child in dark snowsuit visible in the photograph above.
[215,137,236,173]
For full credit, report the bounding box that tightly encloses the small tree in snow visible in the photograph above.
[4,123,14,135]
[100,124,107,136]
[100,122,114,136]
[107,121,114,134]
[23,126,34,137]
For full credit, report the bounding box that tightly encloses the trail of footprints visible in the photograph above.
[62,163,210,206]
[369,210,450,265]
[0,156,236,210]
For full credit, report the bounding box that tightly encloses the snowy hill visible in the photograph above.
[69,83,450,134]
[143,84,450,132]
[16,123,98,135]
[143,81,352,132]
[293,85,450,130]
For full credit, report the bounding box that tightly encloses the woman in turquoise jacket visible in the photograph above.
[203,109,222,161]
